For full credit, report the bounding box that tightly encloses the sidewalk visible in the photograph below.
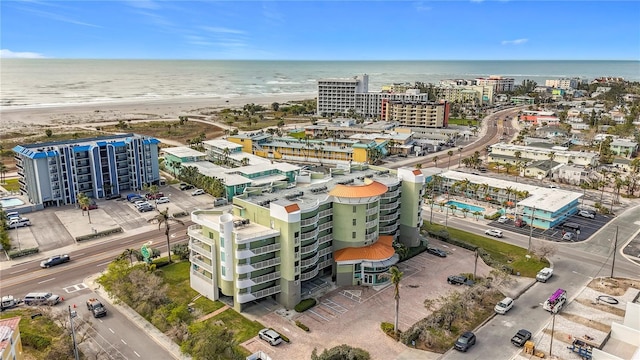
[85,272,191,360]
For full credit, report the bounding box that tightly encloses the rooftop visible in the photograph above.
[162,146,206,158]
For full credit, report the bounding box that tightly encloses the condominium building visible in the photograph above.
[13,134,160,208]
[488,143,599,167]
[545,78,580,90]
[433,85,495,105]
[474,76,515,93]
[0,316,24,360]
[317,74,430,118]
[187,165,425,312]
[382,100,450,128]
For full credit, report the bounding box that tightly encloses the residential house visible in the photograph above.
[524,160,562,178]
[552,164,591,185]
[610,139,638,158]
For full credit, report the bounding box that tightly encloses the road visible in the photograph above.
[428,204,640,360]
[386,106,525,170]
[0,225,190,359]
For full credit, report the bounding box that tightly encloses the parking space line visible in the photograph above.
[307,310,330,322]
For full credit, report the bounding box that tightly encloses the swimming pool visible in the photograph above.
[0,197,25,208]
[445,200,485,213]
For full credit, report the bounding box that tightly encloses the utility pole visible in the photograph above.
[611,226,618,278]
[549,313,556,358]
[68,306,80,360]
[528,206,536,253]
[473,248,478,280]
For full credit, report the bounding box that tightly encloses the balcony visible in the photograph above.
[236,285,281,304]
[380,201,399,211]
[379,223,399,233]
[235,229,280,244]
[366,207,378,216]
[300,240,319,255]
[236,257,281,274]
[318,247,332,258]
[300,214,319,227]
[317,259,333,270]
[301,253,319,268]
[236,271,281,289]
[187,225,214,246]
[300,266,319,282]
[300,228,318,241]
[190,255,213,272]
[236,243,281,259]
[382,189,400,198]
[318,209,332,218]
[318,234,332,245]
[366,220,377,229]
[191,268,213,282]
[190,241,212,256]
[379,213,399,222]
[365,232,378,242]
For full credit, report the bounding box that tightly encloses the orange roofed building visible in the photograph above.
[0,316,24,360]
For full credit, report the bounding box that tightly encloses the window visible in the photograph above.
[295,231,300,238]
[353,206,356,213]
[352,232,356,239]
[220,252,225,261]
[221,267,226,276]
[353,219,357,226]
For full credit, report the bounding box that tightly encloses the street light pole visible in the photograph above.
[68,306,80,360]
[611,226,618,278]
[528,206,536,253]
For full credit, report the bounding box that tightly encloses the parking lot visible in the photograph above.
[5,183,216,254]
[489,212,614,243]
[241,239,496,360]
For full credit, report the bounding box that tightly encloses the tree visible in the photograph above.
[311,344,371,360]
[181,322,243,360]
[76,192,92,224]
[45,129,53,137]
[148,208,185,263]
[0,163,7,184]
[447,150,454,169]
[433,156,439,168]
[381,266,403,338]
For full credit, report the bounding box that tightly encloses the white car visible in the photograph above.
[191,189,205,196]
[485,229,503,238]
[494,297,514,315]
[578,210,595,219]
[135,201,151,208]
[156,197,170,204]
[497,216,509,224]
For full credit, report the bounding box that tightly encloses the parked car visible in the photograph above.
[511,329,532,347]
[258,328,283,346]
[447,275,474,286]
[179,183,194,191]
[135,201,152,208]
[485,229,503,238]
[145,192,165,200]
[578,210,596,219]
[8,217,31,228]
[40,254,71,268]
[138,205,154,213]
[497,216,509,224]
[1,296,22,311]
[191,189,205,196]
[562,232,576,241]
[105,193,122,200]
[156,197,170,204]
[494,297,514,315]
[5,212,20,220]
[514,219,527,228]
[127,194,145,203]
[427,247,447,257]
[454,331,476,352]
[23,292,60,306]
[536,267,554,282]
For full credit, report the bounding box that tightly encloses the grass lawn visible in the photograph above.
[210,308,265,343]
[158,260,201,305]
[425,223,548,277]
[448,118,479,126]
[1,178,19,191]
[193,296,226,314]
[101,121,224,146]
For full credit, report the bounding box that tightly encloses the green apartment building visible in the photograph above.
[188,165,425,312]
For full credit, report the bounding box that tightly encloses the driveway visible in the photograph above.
[241,239,494,359]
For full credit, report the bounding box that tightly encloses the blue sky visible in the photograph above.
[1,1,639,60]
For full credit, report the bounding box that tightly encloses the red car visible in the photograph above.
[145,192,165,200]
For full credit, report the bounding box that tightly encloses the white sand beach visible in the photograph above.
[0,93,315,134]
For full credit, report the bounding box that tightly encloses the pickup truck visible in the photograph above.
[86,298,107,318]
[447,275,475,286]
[511,329,532,347]
[536,267,554,282]
[0,296,21,311]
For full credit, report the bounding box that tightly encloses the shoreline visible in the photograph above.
[0,93,316,134]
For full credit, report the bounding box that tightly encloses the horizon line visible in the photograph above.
[1,58,639,62]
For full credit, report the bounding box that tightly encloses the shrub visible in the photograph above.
[295,320,309,332]
[270,328,289,343]
[8,247,39,259]
[380,322,394,335]
[21,332,52,350]
[483,212,502,220]
[76,227,123,241]
[294,298,317,312]
[171,243,190,260]
[173,211,189,218]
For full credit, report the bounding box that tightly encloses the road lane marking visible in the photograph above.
[37,278,56,284]
[75,253,85,256]
[109,328,115,334]
[9,268,28,274]
[121,339,127,345]
[97,261,112,267]
[134,351,141,357]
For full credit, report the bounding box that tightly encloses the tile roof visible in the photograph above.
[0,316,20,353]
[328,179,388,198]
[334,236,395,262]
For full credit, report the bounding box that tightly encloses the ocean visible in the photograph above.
[1,59,638,108]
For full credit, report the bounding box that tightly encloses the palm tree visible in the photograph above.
[383,266,403,338]
[433,156,439,168]
[415,163,422,169]
[461,208,470,218]
[76,193,92,224]
[447,150,454,169]
[0,163,6,184]
[457,147,464,167]
[148,208,185,263]
[472,211,482,221]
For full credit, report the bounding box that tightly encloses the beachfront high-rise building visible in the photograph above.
[545,78,581,90]
[13,134,160,208]
[474,75,515,93]
[317,75,431,119]
[382,100,450,128]
[187,165,425,312]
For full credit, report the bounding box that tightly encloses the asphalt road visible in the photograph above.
[0,225,190,359]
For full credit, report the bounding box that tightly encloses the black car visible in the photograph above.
[40,254,70,268]
[511,329,532,347]
[455,331,476,352]
[179,183,195,191]
[427,247,447,257]
[447,275,475,286]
